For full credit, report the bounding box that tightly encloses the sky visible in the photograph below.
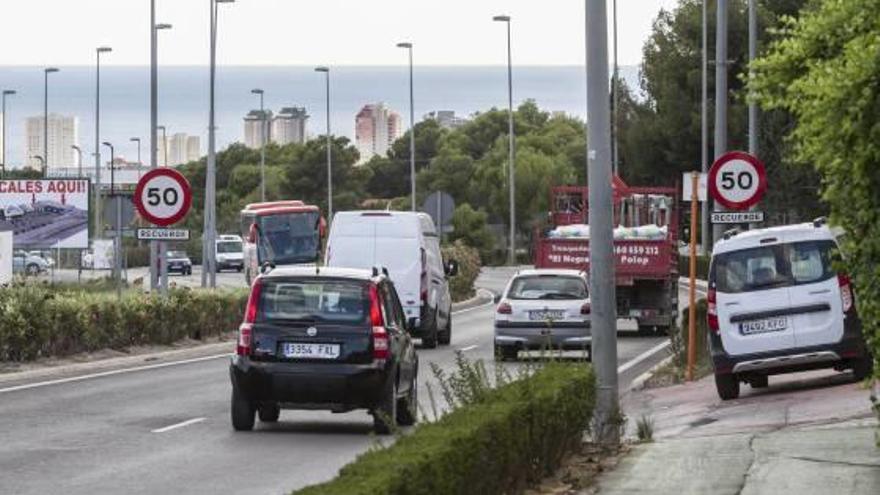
[0,0,679,66]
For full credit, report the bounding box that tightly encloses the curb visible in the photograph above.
[630,354,675,392]
[452,288,494,312]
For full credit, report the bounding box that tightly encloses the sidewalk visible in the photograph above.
[594,370,880,494]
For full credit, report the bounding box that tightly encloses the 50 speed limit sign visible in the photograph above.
[708,151,767,211]
[133,168,192,226]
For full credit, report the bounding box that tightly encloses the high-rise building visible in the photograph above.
[186,136,200,163]
[25,114,79,169]
[425,110,469,130]
[244,109,272,149]
[272,106,308,146]
[355,103,402,165]
[157,133,201,167]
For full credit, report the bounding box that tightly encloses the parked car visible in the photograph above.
[27,251,55,268]
[229,266,419,434]
[12,250,49,276]
[707,220,872,400]
[325,211,458,348]
[216,235,244,272]
[166,250,193,275]
[494,269,591,361]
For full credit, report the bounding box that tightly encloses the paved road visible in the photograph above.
[50,265,247,289]
[0,267,671,495]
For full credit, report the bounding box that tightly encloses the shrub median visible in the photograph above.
[294,363,596,495]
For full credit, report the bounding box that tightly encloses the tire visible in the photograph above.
[258,403,280,423]
[852,355,873,381]
[26,264,40,277]
[421,312,439,349]
[373,376,398,435]
[438,312,452,346]
[495,345,518,362]
[231,387,256,431]
[396,366,418,427]
[237,266,243,273]
[749,375,769,389]
[715,372,740,401]
[637,325,655,337]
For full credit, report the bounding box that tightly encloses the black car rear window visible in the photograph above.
[508,275,588,300]
[258,279,369,324]
[711,240,836,294]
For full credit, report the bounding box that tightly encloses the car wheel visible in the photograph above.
[637,325,656,337]
[421,313,439,349]
[373,376,398,435]
[852,355,873,381]
[258,403,280,423]
[714,372,740,401]
[396,366,418,427]
[237,266,243,273]
[231,387,256,431]
[495,345,518,362]
[26,264,40,276]
[438,312,452,346]
[749,375,769,389]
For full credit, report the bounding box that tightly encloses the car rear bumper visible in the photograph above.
[494,321,591,351]
[167,265,190,273]
[218,260,243,269]
[229,357,387,411]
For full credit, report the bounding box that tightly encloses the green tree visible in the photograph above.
[449,204,494,260]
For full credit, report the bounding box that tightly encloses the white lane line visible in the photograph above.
[617,340,671,374]
[459,345,479,352]
[0,353,231,395]
[151,417,206,434]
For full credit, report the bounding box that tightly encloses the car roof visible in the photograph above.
[262,266,377,281]
[514,268,587,278]
[714,222,836,255]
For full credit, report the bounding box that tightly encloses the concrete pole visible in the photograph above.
[150,0,159,291]
[326,71,332,221]
[585,0,618,445]
[494,15,516,265]
[611,0,619,177]
[701,0,709,254]
[2,90,15,176]
[95,49,110,239]
[748,0,759,229]
[712,0,729,247]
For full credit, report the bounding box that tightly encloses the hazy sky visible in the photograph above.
[0,0,678,66]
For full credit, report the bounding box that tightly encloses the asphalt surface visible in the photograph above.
[0,267,673,495]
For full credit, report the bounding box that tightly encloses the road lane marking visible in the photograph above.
[151,417,206,433]
[451,289,496,315]
[459,345,479,352]
[617,340,671,374]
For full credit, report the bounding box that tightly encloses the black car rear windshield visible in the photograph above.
[711,240,836,294]
[258,279,369,324]
[508,275,588,300]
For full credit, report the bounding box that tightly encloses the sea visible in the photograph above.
[0,65,640,167]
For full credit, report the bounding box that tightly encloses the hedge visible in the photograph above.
[442,241,481,302]
[0,284,248,362]
[294,363,595,495]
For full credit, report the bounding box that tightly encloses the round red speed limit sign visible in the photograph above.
[708,151,767,210]
[133,168,192,226]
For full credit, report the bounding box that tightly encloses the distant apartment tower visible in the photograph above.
[355,103,402,164]
[425,110,469,130]
[158,133,201,167]
[25,114,79,169]
[272,107,308,145]
[244,109,273,149]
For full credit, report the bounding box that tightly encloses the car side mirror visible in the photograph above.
[407,317,419,333]
[260,261,275,274]
[445,259,460,277]
[493,294,502,304]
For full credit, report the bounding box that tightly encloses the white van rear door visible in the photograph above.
[786,240,843,348]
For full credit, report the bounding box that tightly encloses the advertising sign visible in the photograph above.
[536,239,672,279]
[0,180,90,249]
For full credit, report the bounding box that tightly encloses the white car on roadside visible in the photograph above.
[494,269,591,361]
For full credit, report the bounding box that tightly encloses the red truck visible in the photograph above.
[533,178,680,335]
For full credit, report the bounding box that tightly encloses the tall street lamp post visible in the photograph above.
[1,89,16,176]
[150,2,172,291]
[315,67,332,221]
[493,15,516,265]
[103,142,122,300]
[95,47,111,237]
[71,145,83,177]
[43,67,59,177]
[396,42,416,212]
[251,88,266,202]
[157,125,168,166]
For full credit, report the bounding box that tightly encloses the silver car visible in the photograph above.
[494,269,591,361]
[13,251,49,276]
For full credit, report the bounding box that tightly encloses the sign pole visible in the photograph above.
[687,171,699,382]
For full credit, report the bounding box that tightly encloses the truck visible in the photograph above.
[533,178,680,335]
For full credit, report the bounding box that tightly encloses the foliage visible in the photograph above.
[678,254,710,280]
[294,363,595,495]
[636,415,655,443]
[0,284,247,362]
[441,240,481,302]
[751,0,880,379]
[449,204,494,261]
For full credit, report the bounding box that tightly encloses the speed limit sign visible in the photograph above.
[708,151,767,211]
[133,168,192,226]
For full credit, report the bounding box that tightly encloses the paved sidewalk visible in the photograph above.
[595,370,880,494]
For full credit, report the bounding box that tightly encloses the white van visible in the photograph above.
[216,234,244,272]
[707,220,871,400]
[325,211,458,348]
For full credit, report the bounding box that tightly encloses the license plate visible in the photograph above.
[281,342,340,359]
[739,317,788,335]
[529,310,565,321]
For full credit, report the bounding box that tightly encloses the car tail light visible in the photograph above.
[369,284,389,361]
[236,324,253,356]
[838,273,854,313]
[707,288,719,333]
[497,302,512,315]
[580,302,591,315]
[237,278,262,356]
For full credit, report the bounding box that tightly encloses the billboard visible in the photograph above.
[0,180,90,249]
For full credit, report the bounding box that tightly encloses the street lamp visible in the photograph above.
[149,0,173,292]
[130,137,142,166]
[1,89,16,176]
[315,66,332,221]
[396,42,416,212]
[95,46,111,238]
[251,88,266,202]
[103,141,122,300]
[493,15,516,265]
[203,0,236,289]
[32,155,45,175]
[43,67,59,176]
[71,145,83,177]
[157,125,168,166]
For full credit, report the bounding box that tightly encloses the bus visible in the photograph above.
[240,201,325,284]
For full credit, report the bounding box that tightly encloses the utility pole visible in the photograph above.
[396,42,416,212]
[611,0,619,177]
[585,0,618,445]
[712,0,729,247]
[748,0,759,230]
[701,0,709,254]
[315,67,333,221]
[493,15,515,266]
[1,90,16,176]
[150,0,159,291]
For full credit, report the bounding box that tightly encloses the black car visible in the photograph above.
[166,250,193,275]
[229,266,419,434]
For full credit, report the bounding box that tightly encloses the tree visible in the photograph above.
[449,204,494,260]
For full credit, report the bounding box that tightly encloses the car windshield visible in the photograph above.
[508,275,588,300]
[168,251,188,259]
[711,240,836,293]
[257,212,320,265]
[217,241,242,254]
[258,279,368,324]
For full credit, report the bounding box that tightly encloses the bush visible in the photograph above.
[294,363,595,495]
[449,204,495,261]
[442,240,481,302]
[678,254,710,280]
[0,284,248,362]
[670,298,710,371]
